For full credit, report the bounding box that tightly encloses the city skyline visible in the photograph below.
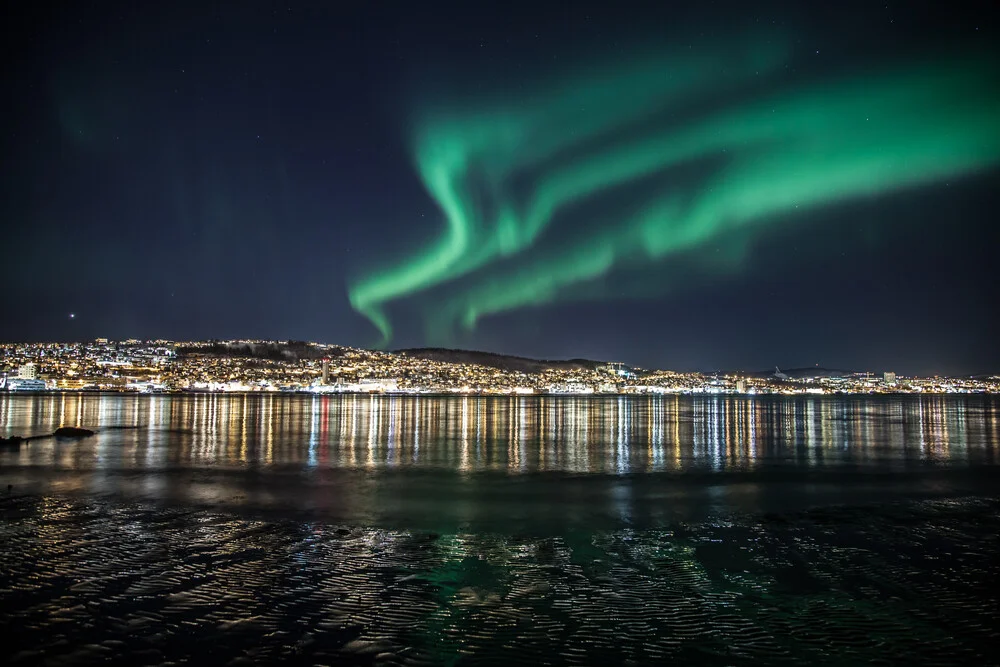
[3,332,1000,378]
[2,338,996,396]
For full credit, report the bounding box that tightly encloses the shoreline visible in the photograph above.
[2,389,996,397]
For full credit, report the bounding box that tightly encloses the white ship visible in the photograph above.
[1,377,48,392]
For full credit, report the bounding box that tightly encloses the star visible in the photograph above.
[69,313,75,319]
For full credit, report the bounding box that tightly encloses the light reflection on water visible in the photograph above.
[1,393,998,531]
[2,393,997,474]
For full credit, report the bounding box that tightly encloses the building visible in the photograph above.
[321,358,330,385]
[884,372,896,385]
[18,363,38,380]
[546,382,594,394]
[353,378,399,392]
[735,379,747,393]
[599,362,634,378]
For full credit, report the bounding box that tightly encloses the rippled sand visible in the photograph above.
[2,495,998,666]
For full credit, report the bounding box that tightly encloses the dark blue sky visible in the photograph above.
[2,1,998,375]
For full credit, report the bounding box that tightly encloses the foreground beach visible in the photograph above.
[2,394,998,665]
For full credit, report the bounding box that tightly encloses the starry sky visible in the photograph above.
[2,1,999,374]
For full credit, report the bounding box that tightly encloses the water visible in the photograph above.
[2,394,999,665]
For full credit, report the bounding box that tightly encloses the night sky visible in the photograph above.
[3,1,999,375]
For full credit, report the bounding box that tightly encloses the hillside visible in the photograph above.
[742,367,858,379]
[177,341,343,362]
[394,348,607,374]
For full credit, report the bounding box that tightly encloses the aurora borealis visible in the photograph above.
[4,1,1000,373]
[349,45,1000,345]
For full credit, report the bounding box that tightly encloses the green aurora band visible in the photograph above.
[349,45,1000,345]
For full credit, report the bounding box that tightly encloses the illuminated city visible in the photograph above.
[1,339,996,395]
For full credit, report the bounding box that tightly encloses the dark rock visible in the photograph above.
[53,427,95,438]
[0,435,24,447]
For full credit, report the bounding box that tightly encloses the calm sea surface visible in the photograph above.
[2,394,998,665]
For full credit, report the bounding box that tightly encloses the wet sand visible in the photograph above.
[2,493,998,666]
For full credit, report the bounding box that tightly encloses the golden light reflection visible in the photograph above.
[0,394,996,476]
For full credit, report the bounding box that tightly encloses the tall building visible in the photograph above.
[735,379,747,393]
[18,363,38,380]
[321,358,330,385]
[883,371,896,385]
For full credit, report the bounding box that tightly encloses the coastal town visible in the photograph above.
[1,339,997,395]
